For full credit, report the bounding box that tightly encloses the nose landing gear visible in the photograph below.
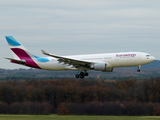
[137,69,141,72]
[137,65,141,72]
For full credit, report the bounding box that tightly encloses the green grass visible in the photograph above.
[0,115,159,120]
[0,115,160,120]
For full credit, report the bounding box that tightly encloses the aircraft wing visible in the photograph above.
[41,50,93,68]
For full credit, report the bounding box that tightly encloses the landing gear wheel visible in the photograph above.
[137,69,141,72]
[80,75,84,79]
[80,72,84,76]
[75,71,89,79]
[137,65,141,72]
[75,74,79,78]
[84,72,89,76]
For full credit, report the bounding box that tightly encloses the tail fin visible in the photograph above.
[5,36,33,60]
[5,36,41,69]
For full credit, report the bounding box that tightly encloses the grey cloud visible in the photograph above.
[0,0,160,69]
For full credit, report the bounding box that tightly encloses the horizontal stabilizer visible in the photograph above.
[5,58,26,64]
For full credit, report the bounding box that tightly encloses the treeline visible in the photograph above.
[0,102,50,115]
[0,78,159,115]
[60,102,160,115]
[1,68,160,80]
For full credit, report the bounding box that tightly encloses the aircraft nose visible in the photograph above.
[151,56,155,61]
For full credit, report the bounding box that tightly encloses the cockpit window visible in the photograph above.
[146,55,150,57]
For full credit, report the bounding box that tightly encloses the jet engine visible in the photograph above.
[91,63,113,72]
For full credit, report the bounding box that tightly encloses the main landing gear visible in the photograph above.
[75,71,89,79]
[137,65,141,72]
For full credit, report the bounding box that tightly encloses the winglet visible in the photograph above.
[41,50,49,55]
[41,50,61,59]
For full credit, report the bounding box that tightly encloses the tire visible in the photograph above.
[80,72,84,76]
[137,69,141,72]
[75,74,79,78]
[80,75,84,79]
[84,72,89,76]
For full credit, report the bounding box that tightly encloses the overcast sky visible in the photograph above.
[0,0,160,69]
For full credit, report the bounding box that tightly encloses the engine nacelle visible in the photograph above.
[91,63,113,72]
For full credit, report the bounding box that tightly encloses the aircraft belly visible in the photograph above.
[38,61,66,71]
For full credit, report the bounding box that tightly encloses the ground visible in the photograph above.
[0,115,159,120]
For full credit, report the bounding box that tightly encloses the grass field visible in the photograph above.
[0,115,159,120]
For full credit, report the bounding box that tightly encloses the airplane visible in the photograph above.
[5,36,155,79]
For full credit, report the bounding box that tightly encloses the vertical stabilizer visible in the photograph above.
[5,36,31,60]
[5,36,41,69]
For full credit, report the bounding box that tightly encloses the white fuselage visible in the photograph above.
[37,52,155,71]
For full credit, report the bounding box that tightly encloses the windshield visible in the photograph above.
[146,55,150,57]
